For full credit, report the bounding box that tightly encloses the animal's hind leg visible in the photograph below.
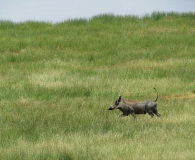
[148,111,154,118]
[153,109,161,118]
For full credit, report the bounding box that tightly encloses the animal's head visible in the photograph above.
[108,96,126,110]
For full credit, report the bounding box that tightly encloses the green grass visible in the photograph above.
[0,12,195,159]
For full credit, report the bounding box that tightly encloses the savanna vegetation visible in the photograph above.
[0,12,195,159]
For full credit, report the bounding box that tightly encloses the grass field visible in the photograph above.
[0,12,195,159]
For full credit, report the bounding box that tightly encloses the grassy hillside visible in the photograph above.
[0,12,195,159]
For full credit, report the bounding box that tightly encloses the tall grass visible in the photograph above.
[0,12,195,159]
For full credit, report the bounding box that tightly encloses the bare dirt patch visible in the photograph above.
[164,93,195,99]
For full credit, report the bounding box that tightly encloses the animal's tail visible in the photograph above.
[153,88,158,102]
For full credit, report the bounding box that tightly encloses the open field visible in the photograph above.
[0,12,195,159]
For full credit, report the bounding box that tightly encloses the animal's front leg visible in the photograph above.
[118,113,128,118]
[131,112,136,121]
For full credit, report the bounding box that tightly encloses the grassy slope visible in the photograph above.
[0,12,195,159]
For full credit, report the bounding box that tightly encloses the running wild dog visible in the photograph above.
[108,88,161,120]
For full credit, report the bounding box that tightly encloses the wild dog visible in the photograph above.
[108,88,161,120]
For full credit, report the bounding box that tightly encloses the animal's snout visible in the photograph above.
[108,106,115,110]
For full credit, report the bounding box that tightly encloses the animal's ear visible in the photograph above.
[118,96,122,102]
